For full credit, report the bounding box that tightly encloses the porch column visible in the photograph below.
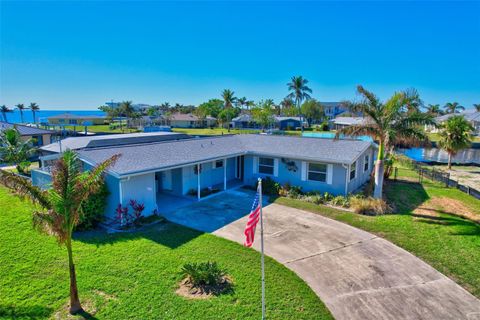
[197,164,201,200]
[223,158,227,190]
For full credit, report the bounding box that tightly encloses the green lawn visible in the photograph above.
[0,187,331,320]
[61,124,140,134]
[275,176,480,297]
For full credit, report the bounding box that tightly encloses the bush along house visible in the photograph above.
[32,134,375,221]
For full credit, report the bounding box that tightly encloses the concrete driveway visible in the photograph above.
[163,189,480,320]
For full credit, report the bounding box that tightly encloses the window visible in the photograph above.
[364,155,369,172]
[214,160,223,168]
[308,163,327,182]
[258,157,274,175]
[350,161,357,180]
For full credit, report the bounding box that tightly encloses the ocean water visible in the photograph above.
[1,109,105,124]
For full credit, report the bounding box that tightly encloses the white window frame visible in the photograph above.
[258,157,274,175]
[350,161,357,181]
[307,162,327,183]
[364,154,369,172]
[214,159,223,169]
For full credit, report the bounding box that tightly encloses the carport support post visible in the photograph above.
[223,158,227,190]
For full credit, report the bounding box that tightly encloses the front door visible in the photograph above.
[161,170,172,191]
[236,156,244,180]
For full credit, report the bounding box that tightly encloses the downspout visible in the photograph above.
[342,163,350,196]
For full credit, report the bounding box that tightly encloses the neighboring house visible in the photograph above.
[330,117,368,130]
[322,102,349,120]
[38,131,189,155]
[163,113,216,128]
[275,116,302,130]
[231,114,258,129]
[47,113,106,126]
[33,135,375,219]
[0,121,55,146]
[427,110,480,135]
[105,102,151,112]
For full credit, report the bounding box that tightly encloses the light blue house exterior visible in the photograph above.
[33,135,375,220]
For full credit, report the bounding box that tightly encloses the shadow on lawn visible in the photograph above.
[0,305,53,319]
[75,221,204,249]
[385,180,430,213]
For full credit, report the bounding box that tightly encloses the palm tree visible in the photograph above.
[246,100,255,111]
[0,128,36,174]
[425,104,443,116]
[0,105,13,122]
[120,101,135,131]
[437,115,473,170]
[15,104,26,123]
[286,76,312,133]
[443,102,465,114]
[221,89,236,132]
[473,104,480,112]
[403,88,423,113]
[0,150,118,315]
[336,85,435,198]
[29,103,40,123]
[236,97,247,109]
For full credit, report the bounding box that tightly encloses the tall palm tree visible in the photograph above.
[286,76,312,133]
[221,89,236,132]
[473,104,480,112]
[403,88,423,113]
[0,150,118,315]
[0,105,13,122]
[425,104,443,116]
[443,102,465,114]
[336,86,435,198]
[15,104,26,123]
[29,103,40,123]
[120,101,135,131]
[0,128,36,174]
[437,115,473,170]
[236,97,247,109]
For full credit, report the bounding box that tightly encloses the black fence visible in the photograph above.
[392,163,480,201]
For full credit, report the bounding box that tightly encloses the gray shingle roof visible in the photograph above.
[78,134,372,176]
[0,121,54,136]
[40,131,188,153]
[435,111,480,123]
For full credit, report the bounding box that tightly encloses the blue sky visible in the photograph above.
[1,1,479,110]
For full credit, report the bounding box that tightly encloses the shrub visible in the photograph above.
[257,177,281,196]
[77,182,109,230]
[182,262,226,287]
[350,197,391,216]
[330,195,350,207]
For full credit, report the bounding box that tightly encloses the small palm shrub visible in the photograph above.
[330,195,350,207]
[350,197,391,216]
[182,262,226,287]
[77,182,109,230]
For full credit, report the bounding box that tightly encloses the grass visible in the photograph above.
[61,124,140,134]
[0,187,331,320]
[274,172,480,297]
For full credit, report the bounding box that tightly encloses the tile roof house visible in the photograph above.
[0,121,55,146]
[33,134,375,220]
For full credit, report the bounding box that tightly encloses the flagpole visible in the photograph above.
[258,178,265,320]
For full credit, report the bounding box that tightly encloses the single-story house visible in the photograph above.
[0,121,55,146]
[163,113,216,128]
[275,117,302,130]
[231,114,258,129]
[427,111,480,135]
[330,117,368,130]
[32,135,375,220]
[47,113,106,126]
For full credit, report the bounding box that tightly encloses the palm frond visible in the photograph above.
[0,170,52,209]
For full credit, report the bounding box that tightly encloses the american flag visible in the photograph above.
[244,186,261,247]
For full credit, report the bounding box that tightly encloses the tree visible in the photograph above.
[0,151,118,315]
[437,115,473,170]
[120,101,135,130]
[29,103,40,123]
[16,104,27,123]
[217,108,237,129]
[251,100,275,130]
[221,89,237,132]
[1,105,13,122]
[425,104,443,116]
[301,99,324,125]
[280,97,296,116]
[403,88,423,113]
[286,76,312,133]
[336,86,435,198]
[443,102,465,114]
[196,99,224,119]
[236,97,247,109]
[0,128,36,174]
[473,104,480,112]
